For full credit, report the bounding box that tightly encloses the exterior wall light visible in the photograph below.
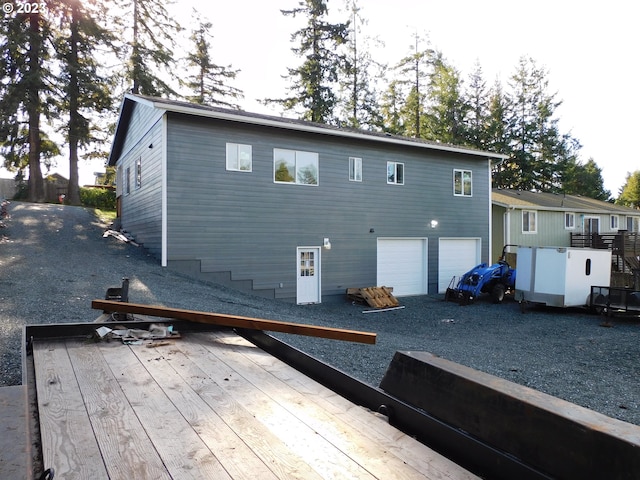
[430,220,439,228]
[323,237,331,249]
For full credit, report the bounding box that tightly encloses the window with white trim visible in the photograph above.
[349,157,362,182]
[226,143,252,171]
[274,148,318,185]
[453,169,472,196]
[125,167,131,195]
[611,215,619,230]
[564,212,575,229]
[522,210,537,233]
[387,161,404,185]
[135,157,142,189]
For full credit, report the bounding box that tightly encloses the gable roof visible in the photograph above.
[108,94,508,166]
[492,188,639,215]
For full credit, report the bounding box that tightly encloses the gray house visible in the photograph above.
[108,94,506,303]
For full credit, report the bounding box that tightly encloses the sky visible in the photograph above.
[3,0,637,195]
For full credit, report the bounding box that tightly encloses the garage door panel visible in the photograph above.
[377,239,427,296]
[438,238,481,293]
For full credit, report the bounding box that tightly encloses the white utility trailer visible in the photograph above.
[515,246,612,308]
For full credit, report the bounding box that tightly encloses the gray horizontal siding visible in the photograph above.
[119,117,163,256]
[164,114,490,298]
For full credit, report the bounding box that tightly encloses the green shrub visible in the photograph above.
[79,187,116,210]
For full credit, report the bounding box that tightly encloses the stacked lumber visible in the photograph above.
[346,286,399,308]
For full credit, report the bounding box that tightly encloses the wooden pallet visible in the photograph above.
[346,286,399,308]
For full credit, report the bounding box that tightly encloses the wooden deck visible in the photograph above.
[32,330,478,480]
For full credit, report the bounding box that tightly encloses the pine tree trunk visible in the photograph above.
[66,3,81,206]
[27,13,44,203]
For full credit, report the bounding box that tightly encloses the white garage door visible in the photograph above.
[377,238,427,296]
[438,238,481,293]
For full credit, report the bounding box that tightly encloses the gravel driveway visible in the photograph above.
[2,201,640,426]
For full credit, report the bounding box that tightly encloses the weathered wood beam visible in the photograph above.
[91,300,377,344]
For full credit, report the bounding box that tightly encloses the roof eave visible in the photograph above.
[129,94,507,161]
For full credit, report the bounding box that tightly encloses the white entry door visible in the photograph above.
[297,247,321,304]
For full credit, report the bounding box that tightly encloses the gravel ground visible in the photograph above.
[2,201,640,427]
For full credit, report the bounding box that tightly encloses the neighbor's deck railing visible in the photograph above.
[571,231,640,273]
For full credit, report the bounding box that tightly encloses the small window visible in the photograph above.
[135,157,142,189]
[565,212,575,229]
[226,143,252,171]
[274,148,318,185]
[453,169,472,196]
[125,167,131,195]
[387,162,404,185]
[610,215,619,230]
[349,157,362,182]
[522,210,537,233]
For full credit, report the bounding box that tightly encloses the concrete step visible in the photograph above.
[0,385,31,479]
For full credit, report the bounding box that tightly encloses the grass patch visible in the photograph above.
[94,208,117,225]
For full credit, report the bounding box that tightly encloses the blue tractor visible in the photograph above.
[445,245,517,304]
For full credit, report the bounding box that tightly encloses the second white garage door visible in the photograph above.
[438,238,481,293]
[377,238,428,296]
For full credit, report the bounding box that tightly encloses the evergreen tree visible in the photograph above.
[422,58,468,144]
[617,171,640,208]
[183,17,243,109]
[114,0,182,96]
[52,0,116,205]
[265,0,350,124]
[380,80,404,135]
[0,6,55,202]
[337,1,384,130]
[563,157,611,201]
[392,33,439,138]
[502,57,574,191]
[464,62,490,149]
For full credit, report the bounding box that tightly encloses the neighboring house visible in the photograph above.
[107,94,506,303]
[492,188,640,263]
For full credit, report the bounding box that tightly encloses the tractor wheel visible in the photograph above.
[491,283,506,303]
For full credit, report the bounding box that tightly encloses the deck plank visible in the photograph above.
[221,335,479,480]
[34,331,478,480]
[98,341,233,479]
[199,332,477,480]
[63,341,172,480]
[184,334,381,479]
[137,338,325,479]
[33,340,109,479]
[126,342,281,480]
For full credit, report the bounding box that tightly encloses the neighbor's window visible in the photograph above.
[522,210,537,233]
[453,169,472,196]
[125,167,131,195]
[274,148,318,185]
[226,143,252,171]
[387,161,404,185]
[135,157,142,189]
[349,157,362,182]
[565,212,575,229]
[610,215,619,230]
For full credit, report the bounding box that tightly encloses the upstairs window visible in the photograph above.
[226,143,252,171]
[387,161,404,185]
[135,157,142,189]
[125,167,131,195]
[274,148,318,185]
[349,157,362,182]
[565,212,575,229]
[453,169,472,196]
[522,210,537,233]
